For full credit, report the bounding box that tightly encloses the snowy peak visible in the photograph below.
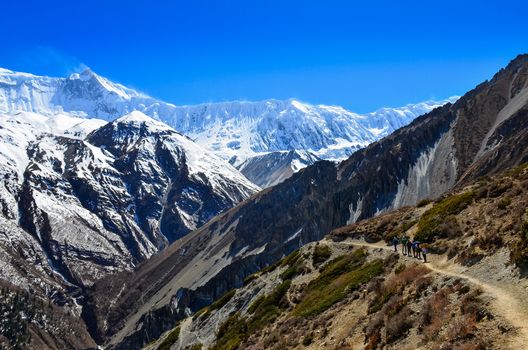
[114,110,170,130]
[69,68,97,81]
[90,111,259,194]
[362,96,459,137]
[0,67,39,79]
[0,66,153,118]
[87,113,259,241]
[90,111,182,158]
[66,68,145,100]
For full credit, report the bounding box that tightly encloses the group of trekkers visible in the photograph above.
[392,235,428,263]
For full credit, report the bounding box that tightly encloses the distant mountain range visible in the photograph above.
[0,67,456,187]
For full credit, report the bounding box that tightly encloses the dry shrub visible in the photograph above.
[456,248,485,267]
[430,287,452,313]
[460,290,484,319]
[473,232,503,252]
[475,186,488,200]
[417,198,432,207]
[272,339,288,350]
[365,333,381,350]
[383,253,399,271]
[447,244,460,260]
[376,216,394,234]
[301,332,313,346]
[386,306,413,343]
[447,315,477,342]
[487,180,512,198]
[334,344,354,350]
[420,287,452,339]
[418,300,433,332]
[414,275,432,296]
[436,215,463,239]
[381,294,404,317]
[262,332,279,348]
[369,264,429,313]
[423,316,443,341]
[497,197,511,210]
[284,331,301,347]
[367,277,384,294]
[385,264,429,294]
[394,263,406,274]
[364,313,383,347]
[312,313,328,330]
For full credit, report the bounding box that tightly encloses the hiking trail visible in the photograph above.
[329,239,528,349]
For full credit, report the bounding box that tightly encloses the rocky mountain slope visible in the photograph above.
[146,163,528,349]
[235,150,320,188]
[0,110,259,349]
[88,54,528,349]
[0,109,258,280]
[0,67,453,187]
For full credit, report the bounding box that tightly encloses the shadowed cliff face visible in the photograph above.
[91,55,528,349]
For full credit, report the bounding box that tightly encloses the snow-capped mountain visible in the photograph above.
[0,110,259,291]
[167,98,457,164]
[0,67,153,119]
[87,111,259,243]
[0,67,456,187]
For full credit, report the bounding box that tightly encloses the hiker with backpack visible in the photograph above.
[421,244,428,263]
[392,236,399,252]
[414,241,421,259]
[407,240,412,258]
[401,235,408,255]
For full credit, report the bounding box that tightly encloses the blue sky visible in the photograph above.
[1,0,527,112]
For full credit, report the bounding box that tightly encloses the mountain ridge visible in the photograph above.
[0,67,455,187]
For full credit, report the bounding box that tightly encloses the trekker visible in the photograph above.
[415,241,421,259]
[422,245,428,263]
[407,240,412,257]
[401,236,408,255]
[392,236,399,252]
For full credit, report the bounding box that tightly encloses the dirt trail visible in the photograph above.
[330,239,528,349]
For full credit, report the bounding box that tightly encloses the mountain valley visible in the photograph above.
[0,54,528,350]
